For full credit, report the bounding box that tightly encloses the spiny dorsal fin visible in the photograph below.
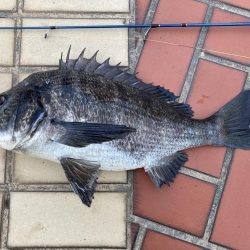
[59,47,193,118]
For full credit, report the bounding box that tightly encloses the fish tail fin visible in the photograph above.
[214,90,250,149]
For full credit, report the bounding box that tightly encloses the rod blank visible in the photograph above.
[0,22,250,30]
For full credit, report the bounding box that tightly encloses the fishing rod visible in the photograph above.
[0,22,250,30]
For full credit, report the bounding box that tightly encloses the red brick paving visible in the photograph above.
[186,60,246,177]
[137,0,206,95]
[136,0,150,24]
[211,150,250,249]
[142,231,203,250]
[187,60,245,120]
[185,146,225,177]
[205,9,250,64]
[134,170,216,236]
[131,223,140,246]
[134,0,250,249]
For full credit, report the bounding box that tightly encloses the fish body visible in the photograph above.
[14,70,217,170]
[0,48,249,206]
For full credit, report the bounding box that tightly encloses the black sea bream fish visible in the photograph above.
[1,47,250,207]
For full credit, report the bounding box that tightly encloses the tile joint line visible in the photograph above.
[179,4,214,103]
[132,226,147,250]
[196,0,250,18]
[130,215,230,250]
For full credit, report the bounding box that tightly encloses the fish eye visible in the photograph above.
[0,95,6,106]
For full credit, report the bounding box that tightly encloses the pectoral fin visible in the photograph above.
[60,157,100,207]
[145,151,188,188]
[51,120,136,147]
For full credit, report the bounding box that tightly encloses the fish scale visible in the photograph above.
[0,48,249,206]
[21,70,217,165]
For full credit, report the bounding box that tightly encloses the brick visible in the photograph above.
[186,60,245,177]
[24,0,129,12]
[211,150,250,249]
[136,0,150,24]
[221,0,250,10]
[134,169,216,236]
[8,192,126,247]
[185,147,225,177]
[0,0,16,11]
[21,18,128,66]
[205,9,250,64]
[0,19,14,66]
[131,223,139,247]
[14,154,127,183]
[143,231,202,250]
[188,60,245,119]
[137,0,206,95]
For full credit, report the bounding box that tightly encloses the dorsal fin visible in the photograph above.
[58,47,193,118]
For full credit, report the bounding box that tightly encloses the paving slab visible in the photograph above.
[24,0,129,13]
[0,73,12,92]
[142,230,203,250]
[8,192,127,247]
[0,1,131,249]
[211,150,250,249]
[21,18,128,66]
[137,0,207,95]
[0,19,15,66]
[0,0,16,11]
[131,222,140,247]
[136,0,150,24]
[205,9,250,65]
[14,154,127,183]
[134,169,216,236]
[0,73,12,184]
[133,1,250,249]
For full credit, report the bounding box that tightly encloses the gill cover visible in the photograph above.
[13,88,46,146]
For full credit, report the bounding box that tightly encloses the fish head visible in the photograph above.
[0,82,46,151]
[0,87,22,150]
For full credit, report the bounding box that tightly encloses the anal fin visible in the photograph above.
[60,158,100,207]
[146,151,188,188]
